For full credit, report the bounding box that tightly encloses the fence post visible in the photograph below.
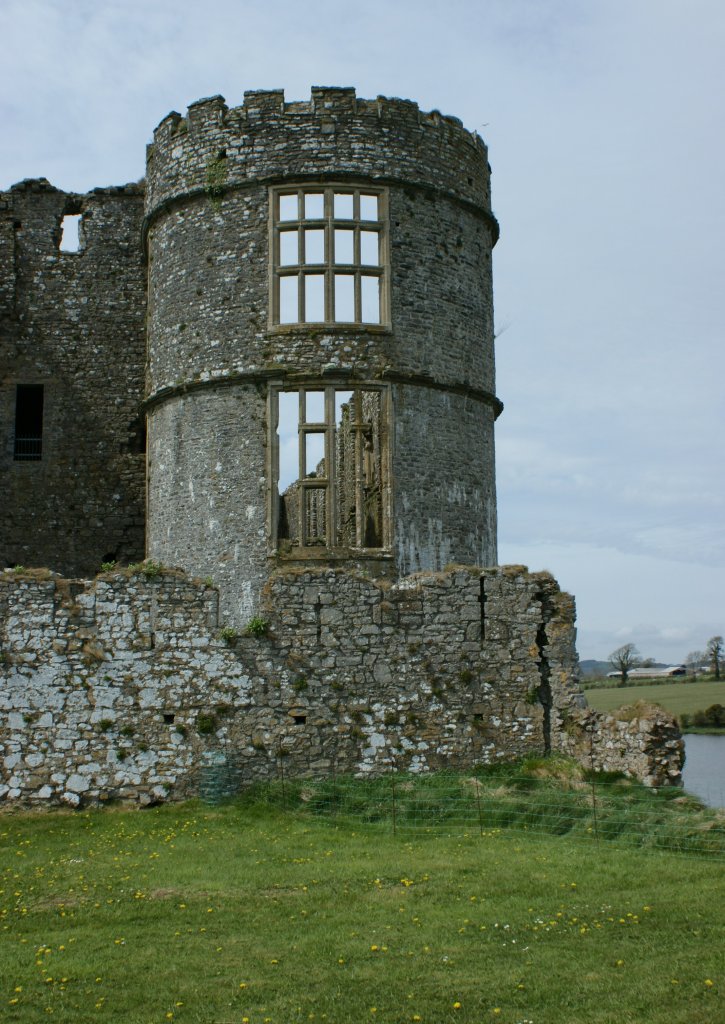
[279,750,287,812]
[391,766,397,836]
[589,732,600,844]
[475,778,484,836]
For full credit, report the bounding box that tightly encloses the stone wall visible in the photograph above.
[0,179,147,575]
[145,89,500,621]
[0,564,682,808]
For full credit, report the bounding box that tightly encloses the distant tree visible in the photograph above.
[706,636,723,680]
[685,650,706,677]
[608,643,641,685]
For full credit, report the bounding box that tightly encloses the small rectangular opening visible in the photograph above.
[359,194,379,220]
[361,276,381,324]
[334,274,355,321]
[304,274,325,322]
[163,713,175,724]
[291,714,307,725]
[279,275,299,324]
[14,385,44,461]
[279,194,298,221]
[60,214,82,253]
[279,229,298,266]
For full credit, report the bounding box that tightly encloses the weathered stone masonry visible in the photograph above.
[0,87,684,803]
[144,89,499,624]
[0,179,146,575]
[0,565,683,807]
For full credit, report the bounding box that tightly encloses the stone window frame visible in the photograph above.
[267,381,393,556]
[268,184,390,329]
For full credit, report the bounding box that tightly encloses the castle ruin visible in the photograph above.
[0,89,683,806]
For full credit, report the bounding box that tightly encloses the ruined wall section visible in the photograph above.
[145,89,500,620]
[0,179,147,575]
[0,565,682,807]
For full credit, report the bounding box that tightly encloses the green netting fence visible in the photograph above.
[202,759,725,858]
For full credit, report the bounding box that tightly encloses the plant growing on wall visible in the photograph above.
[197,712,217,735]
[246,617,269,638]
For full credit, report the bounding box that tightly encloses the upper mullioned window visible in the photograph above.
[270,186,388,327]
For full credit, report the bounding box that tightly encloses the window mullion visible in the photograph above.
[325,387,335,548]
[325,214,333,323]
[354,390,364,548]
[297,390,306,543]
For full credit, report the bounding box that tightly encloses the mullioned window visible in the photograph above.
[269,384,390,553]
[269,186,388,327]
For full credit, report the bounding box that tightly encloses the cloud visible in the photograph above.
[1,0,723,665]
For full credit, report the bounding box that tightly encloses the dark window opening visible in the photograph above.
[125,416,147,455]
[163,713,175,724]
[291,714,307,725]
[14,385,44,461]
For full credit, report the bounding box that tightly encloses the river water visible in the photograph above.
[681,734,725,808]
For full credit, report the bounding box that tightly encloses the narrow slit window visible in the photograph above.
[271,185,388,327]
[14,385,44,461]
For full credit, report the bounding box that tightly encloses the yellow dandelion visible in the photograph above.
[705,979,714,987]
[453,1001,462,1009]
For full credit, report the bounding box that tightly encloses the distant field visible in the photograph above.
[585,680,725,716]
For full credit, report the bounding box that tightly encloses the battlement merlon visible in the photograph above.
[144,88,497,234]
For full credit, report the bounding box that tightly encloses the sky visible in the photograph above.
[1,0,723,663]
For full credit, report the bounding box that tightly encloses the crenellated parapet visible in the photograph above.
[145,87,495,230]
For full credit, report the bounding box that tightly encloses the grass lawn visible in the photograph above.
[1,794,724,1024]
[585,680,725,717]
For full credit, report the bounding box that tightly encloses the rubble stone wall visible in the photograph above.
[0,565,683,808]
[145,88,500,619]
[0,180,147,575]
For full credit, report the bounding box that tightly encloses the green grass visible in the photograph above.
[585,679,725,717]
[1,774,724,1023]
[248,762,725,856]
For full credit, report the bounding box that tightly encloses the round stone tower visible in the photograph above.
[144,87,501,624]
